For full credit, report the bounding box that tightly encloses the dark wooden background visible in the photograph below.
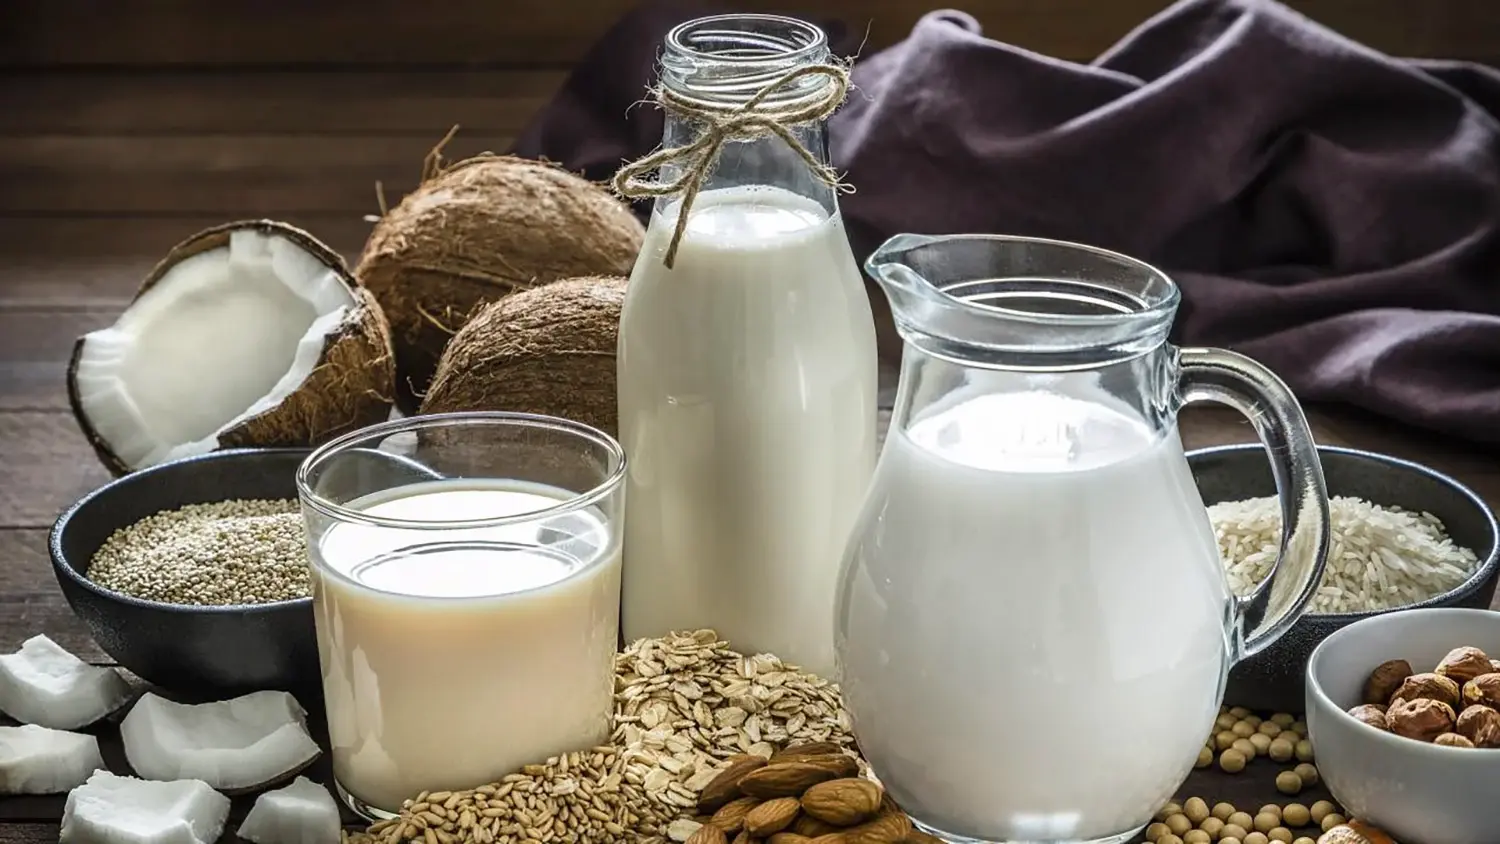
[1,1,1498,841]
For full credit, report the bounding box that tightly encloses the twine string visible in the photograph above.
[612,62,852,268]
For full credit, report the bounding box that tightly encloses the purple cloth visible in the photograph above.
[513,0,1500,446]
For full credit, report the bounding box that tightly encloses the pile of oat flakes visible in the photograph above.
[346,630,858,844]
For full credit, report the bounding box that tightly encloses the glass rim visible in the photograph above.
[665,14,829,65]
[295,411,626,531]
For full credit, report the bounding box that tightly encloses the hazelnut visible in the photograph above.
[1345,704,1388,731]
[1385,697,1456,741]
[1435,646,1493,683]
[1461,673,1500,709]
[1390,672,1460,708]
[1491,658,1500,673]
[1361,659,1412,705]
[1434,731,1475,748]
[1456,704,1500,748]
[1316,820,1397,844]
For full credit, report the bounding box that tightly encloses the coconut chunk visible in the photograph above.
[61,769,229,844]
[0,634,132,729]
[120,690,320,794]
[237,776,341,844]
[69,220,395,475]
[0,725,104,794]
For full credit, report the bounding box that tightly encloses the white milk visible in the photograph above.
[837,389,1230,841]
[618,185,878,678]
[311,480,620,814]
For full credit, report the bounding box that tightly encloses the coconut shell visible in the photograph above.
[355,154,644,412]
[420,275,626,437]
[67,220,397,476]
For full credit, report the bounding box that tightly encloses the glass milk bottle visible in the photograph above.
[615,14,878,678]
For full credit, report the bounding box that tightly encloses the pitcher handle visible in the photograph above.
[1179,347,1331,660]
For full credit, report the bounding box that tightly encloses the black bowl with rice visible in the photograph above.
[1189,444,1500,713]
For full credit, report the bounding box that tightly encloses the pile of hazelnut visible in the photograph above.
[1348,645,1500,747]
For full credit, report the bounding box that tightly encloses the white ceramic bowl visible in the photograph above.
[1306,607,1500,844]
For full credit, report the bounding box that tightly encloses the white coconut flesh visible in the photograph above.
[120,690,321,793]
[72,227,357,471]
[0,725,104,795]
[237,775,341,844]
[0,634,133,730]
[61,769,229,844]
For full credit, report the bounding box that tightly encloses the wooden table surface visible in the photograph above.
[3,3,1500,840]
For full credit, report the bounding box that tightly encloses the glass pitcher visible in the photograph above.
[833,234,1331,844]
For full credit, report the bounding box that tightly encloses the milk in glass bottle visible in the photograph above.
[614,14,877,678]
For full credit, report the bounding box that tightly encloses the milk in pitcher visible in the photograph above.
[837,388,1231,840]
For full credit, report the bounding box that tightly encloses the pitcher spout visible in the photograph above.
[863,232,946,308]
[863,232,1182,367]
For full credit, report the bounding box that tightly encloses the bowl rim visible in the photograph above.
[48,447,314,614]
[1186,443,1500,620]
[1305,606,1500,763]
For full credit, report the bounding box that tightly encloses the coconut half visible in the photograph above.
[60,769,229,844]
[236,775,341,844]
[69,220,396,475]
[355,154,644,411]
[119,690,320,794]
[0,634,133,730]
[0,725,104,795]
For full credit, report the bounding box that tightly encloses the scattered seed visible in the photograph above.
[1275,771,1303,795]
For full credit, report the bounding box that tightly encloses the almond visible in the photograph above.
[801,778,884,826]
[731,832,752,844]
[745,796,803,836]
[698,755,769,812]
[792,814,842,837]
[809,836,846,844]
[687,823,730,844]
[904,833,945,844]
[840,801,914,844]
[768,834,814,844]
[739,761,841,798]
[772,741,846,761]
[710,796,762,834]
[800,753,861,779]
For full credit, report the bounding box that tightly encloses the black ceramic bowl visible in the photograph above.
[49,448,318,699]
[1188,444,1500,713]
[49,446,439,700]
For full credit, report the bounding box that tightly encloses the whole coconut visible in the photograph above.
[356,154,644,412]
[420,276,626,437]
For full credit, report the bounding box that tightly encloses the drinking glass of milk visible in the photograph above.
[296,412,624,820]
[835,235,1333,844]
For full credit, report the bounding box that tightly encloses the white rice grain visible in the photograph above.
[1208,495,1481,615]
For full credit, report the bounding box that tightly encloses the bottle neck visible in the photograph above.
[651,14,841,220]
[656,114,836,216]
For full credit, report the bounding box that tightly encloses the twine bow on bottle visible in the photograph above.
[612,62,853,269]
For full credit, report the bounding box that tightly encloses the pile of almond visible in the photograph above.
[679,742,936,844]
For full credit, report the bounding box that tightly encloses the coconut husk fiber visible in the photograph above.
[420,275,626,438]
[355,152,644,413]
